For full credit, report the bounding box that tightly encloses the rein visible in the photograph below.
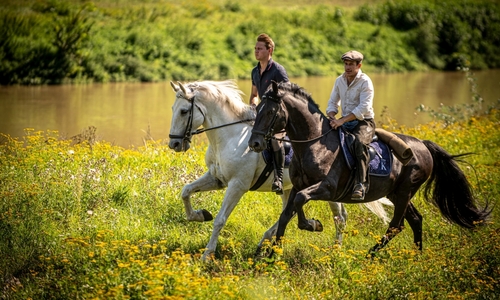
[192,118,255,135]
[271,128,335,143]
[253,90,335,144]
[169,92,254,142]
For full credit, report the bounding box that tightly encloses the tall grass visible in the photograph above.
[1,110,499,297]
[1,0,499,84]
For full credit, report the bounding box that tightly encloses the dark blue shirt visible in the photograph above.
[251,58,289,99]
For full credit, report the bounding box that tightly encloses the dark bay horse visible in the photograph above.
[248,81,490,254]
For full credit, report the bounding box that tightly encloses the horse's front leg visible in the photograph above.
[328,201,347,244]
[181,171,223,222]
[257,189,291,248]
[273,187,299,246]
[202,180,247,261]
[256,189,296,258]
[295,183,329,232]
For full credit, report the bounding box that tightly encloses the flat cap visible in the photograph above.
[341,50,364,62]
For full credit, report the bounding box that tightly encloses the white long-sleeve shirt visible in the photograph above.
[326,69,375,120]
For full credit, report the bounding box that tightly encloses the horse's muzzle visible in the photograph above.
[248,136,266,153]
[168,138,191,152]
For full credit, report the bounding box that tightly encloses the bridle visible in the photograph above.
[250,92,284,141]
[169,90,254,144]
[251,89,334,144]
[168,93,200,144]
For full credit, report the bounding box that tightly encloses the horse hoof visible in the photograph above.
[201,251,216,262]
[366,245,381,259]
[254,247,273,260]
[254,246,262,258]
[309,219,323,232]
[201,209,213,221]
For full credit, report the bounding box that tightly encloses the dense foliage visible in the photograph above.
[354,0,500,70]
[0,0,498,84]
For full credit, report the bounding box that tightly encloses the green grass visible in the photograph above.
[1,105,499,298]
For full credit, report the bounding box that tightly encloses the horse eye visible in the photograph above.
[180,108,189,115]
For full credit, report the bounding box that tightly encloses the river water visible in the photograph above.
[1,69,499,148]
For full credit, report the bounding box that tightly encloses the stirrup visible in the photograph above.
[351,183,366,200]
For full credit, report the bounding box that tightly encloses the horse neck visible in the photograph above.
[283,96,341,163]
[284,97,329,141]
[201,100,241,127]
[201,101,251,147]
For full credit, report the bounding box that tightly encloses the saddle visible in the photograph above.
[339,128,392,177]
[262,139,293,167]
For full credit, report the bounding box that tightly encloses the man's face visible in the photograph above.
[254,41,270,61]
[344,60,361,77]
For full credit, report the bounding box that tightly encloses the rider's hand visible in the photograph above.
[329,118,343,130]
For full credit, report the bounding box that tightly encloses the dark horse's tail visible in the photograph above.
[422,140,490,228]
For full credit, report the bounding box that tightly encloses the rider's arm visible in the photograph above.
[249,85,259,108]
[326,77,341,118]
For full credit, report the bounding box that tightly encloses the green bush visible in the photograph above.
[1,0,499,83]
[355,0,500,70]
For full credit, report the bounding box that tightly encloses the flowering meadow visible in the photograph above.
[1,106,499,298]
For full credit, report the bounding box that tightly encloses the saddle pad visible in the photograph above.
[262,139,293,168]
[339,128,392,176]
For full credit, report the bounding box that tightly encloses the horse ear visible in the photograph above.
[272,81,279,93]
[178,82,191,99]
[170,81,179,92]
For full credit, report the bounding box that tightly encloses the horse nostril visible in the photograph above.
[250,141,260,151]
[169,141,179,150]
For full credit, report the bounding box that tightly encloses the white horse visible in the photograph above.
[168,80,390,261]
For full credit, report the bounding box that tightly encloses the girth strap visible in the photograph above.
[249,163,274,191]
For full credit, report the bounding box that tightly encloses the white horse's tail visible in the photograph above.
[363,198,393,224]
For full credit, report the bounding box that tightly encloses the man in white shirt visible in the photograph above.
[326,50,375,201]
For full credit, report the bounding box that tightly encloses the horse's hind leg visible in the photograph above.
[369,195,409,254]
[404,203,423,250]
[181,171,223,222]
[369,221,404,255]
[369,201,422,255]
[328,201,347,244]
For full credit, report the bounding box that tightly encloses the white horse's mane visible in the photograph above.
[187,80,254,120]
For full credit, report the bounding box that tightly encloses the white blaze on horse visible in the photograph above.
[168,80,391,261]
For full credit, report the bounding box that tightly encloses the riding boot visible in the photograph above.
[352,156,368,201]
[272,147,285,195]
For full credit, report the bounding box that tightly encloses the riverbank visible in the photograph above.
[1,0,499,84]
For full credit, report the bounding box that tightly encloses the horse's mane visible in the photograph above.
[186,80,255,120]
[276,81,321,111]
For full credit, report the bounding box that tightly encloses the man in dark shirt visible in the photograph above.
[249,33,289,194]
